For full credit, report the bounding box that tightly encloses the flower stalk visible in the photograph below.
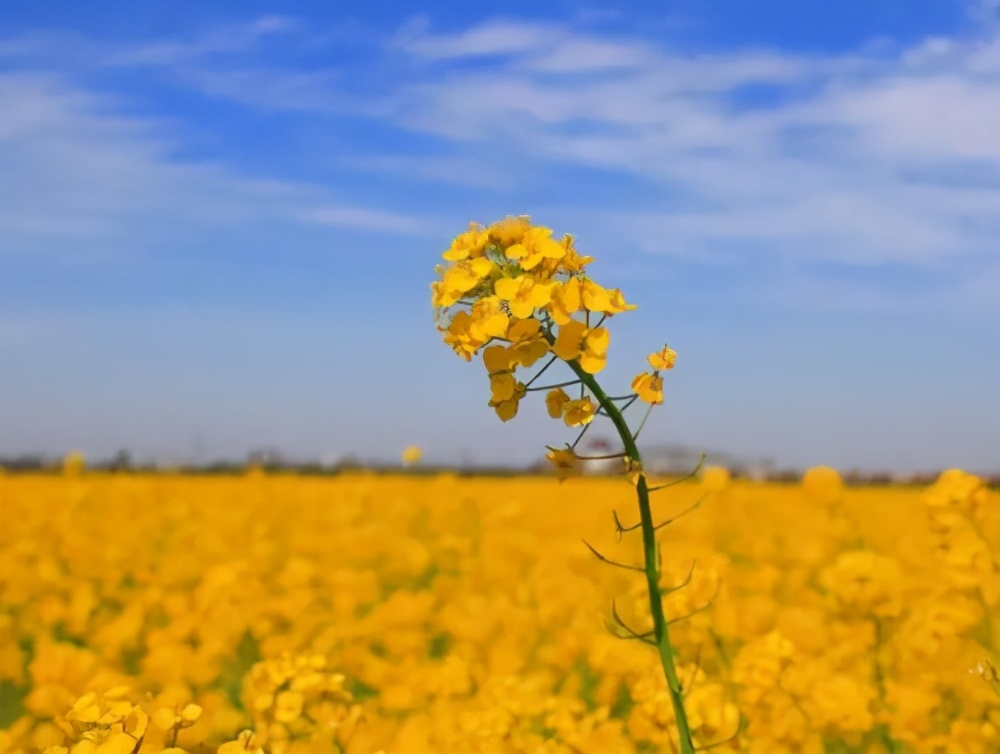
[568,359,695,754]
[432,216,692,751]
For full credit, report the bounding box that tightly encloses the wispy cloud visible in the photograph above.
[3,10,999,295]
[380,17,1000,275]
[0,71,429,266]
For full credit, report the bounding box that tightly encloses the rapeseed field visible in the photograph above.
[0,469,996,753]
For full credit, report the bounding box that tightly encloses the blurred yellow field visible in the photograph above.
[0,470,997,754]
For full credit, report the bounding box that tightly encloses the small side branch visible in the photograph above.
[661,560,697,595]
[524,378,581,393]
[614,499,703,537]
[582,540,646,573]
[647,454,707,492]
[607,600,656,645]
[694,716,744,751]
[522,355,559,388]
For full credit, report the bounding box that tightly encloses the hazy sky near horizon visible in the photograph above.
[1,0,998,473]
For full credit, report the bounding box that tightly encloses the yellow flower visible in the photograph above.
[273,690,304,723]
[489,372,519,403]
[648,344,677,371]
[401,446,422,465]
[487,215,531,246]
[545,447,581,481]
[562,398,596,427]
[631,372,663,405]
[558,236,593,273]
[482,345,511,374]
[434,257,495,308]
[546,277,581,325]
[504,225,567,270]
[71,732,138,754]
[802,465,844,505]
[551,320,610,373]
[66,692,101,724]
[468,296,510,341]
[545,388,570,419]
[217,730,263,754]
[439,311,479,361]
[441,222,489,261]
[581,279,635,314]
[506,317,549,368]
[489,381,526,422]
[63,451,85,476]
[494,276,555,319]
[701,466,731,492]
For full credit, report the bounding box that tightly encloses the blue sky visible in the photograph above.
[1,0,998,473]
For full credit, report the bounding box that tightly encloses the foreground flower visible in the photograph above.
[632,372,664,405]
[546,387,571,418]
[552,320,610,374]
[432,217,695,753]
[648,344,677,371]
[562,398,597,427]
[546,447,582,480]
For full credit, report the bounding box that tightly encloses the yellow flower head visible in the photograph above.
[581,279,635,315]
[482,345,511,375]
[552,320,610,374]
[489,381,526,422]
[435,257,495,308]
[631,372,663,405]
[468,296,509,341]
[488,215,531,246]
[442,222,489,261]
[546,446,582,481]
[494,275,555,319]
[401,446,422,465]
[545,387,571,419]
[547,277,581,325]
[489,372,519,403]
[648,344,677,371]
[506,317,549,368]
[504,225,567,270]
[562,398,596,427]
[701,466,731,492]
[433,218,660,430]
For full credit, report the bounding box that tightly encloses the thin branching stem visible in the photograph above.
[648,455,707,492]
[631,402,656,442]
[599,395,639,416]
[615,499,702,535]
[581,540,646,572]
[524,379,581,393]
[523,355,559,388]
[662,560,698,596]
[573,450,627,461]
[565,358,695,754]
[570,421,594,450]
[609,600,656,643]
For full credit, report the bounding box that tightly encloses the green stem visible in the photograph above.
[566,358,695,754]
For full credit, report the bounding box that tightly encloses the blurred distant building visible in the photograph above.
[576,438,774,479]
[247,447,284,467]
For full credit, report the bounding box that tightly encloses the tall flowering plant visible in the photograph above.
[432,216,705,753]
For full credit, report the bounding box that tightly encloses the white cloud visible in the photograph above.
[393,18,551,59]
[380,18,1000,273]
[3,12,998,284]
[0,72,430,265]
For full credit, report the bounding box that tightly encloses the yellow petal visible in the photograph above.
[552,320,586,361]
[483,345,511,374]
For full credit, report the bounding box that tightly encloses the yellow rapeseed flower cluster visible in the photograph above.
[431,217,676,433]
[0,470,996,753]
